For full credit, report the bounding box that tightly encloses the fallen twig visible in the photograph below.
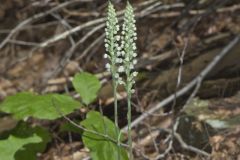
[122,35,240,132]
[0,0,91,50]
[42,23,106,83]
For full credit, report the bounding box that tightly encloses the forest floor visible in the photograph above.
[0,0,240,160]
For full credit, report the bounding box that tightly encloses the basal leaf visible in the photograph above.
[0,92,81,120]
[73,72,101,105]
[81,111,128,160]
[0,134,41,160]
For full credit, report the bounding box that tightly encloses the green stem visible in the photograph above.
[113,79,120,160]
[127,86,133,160]
[113,80,119,131]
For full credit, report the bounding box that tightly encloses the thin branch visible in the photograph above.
[28,0,174,48]
[122,35,240,132]
[76,33,105,61]
[8,40,39,46]
[51,13,76,45]
[39,18,106,48]
[43,23,105,82]
[0,0,90,49]
[154,124,210,157]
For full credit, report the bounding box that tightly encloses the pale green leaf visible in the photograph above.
[81,111,128,160]
[0,92,81,120]
[73,72,101,105]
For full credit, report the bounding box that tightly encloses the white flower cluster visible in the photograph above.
[103,2,123,84]
[121,2,138,92]
[104,2,137,89]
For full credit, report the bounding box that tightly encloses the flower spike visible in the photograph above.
[121,2,138,89]
[104,1,123,84]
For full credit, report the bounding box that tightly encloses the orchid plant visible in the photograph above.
[0,1,137,160]
[104,1,137,159]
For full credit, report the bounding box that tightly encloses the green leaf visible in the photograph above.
[81,111,128,160]
[60,121,83,134]
[0,122,51,160]
[13,122,50,160]
[73,72,101,105]
[0,134,41,160]
[0,92,81,120]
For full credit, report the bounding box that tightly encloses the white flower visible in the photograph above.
[116,35,120,41]
[119,58,123,63]
[116,58,122,63]
[115,73,119,78]
[116,25,120,31]
[105,63,111,69]
[131,89,135,93]
[119,81,124,85]
[117,51,121,56]
[103,54,108,58]
[132,45,137,50]
[133,53,137,57]
[105,43,108,48]
[118,66,124,72]
[132,71,138,77]
[121,51,125,55]
[130,64,134,69]
[133,59,137,65]
[117,46,121,51]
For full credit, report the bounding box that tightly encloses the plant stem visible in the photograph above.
[127,86,133,160]
[113,80,119,131]
[113,79,120,160]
